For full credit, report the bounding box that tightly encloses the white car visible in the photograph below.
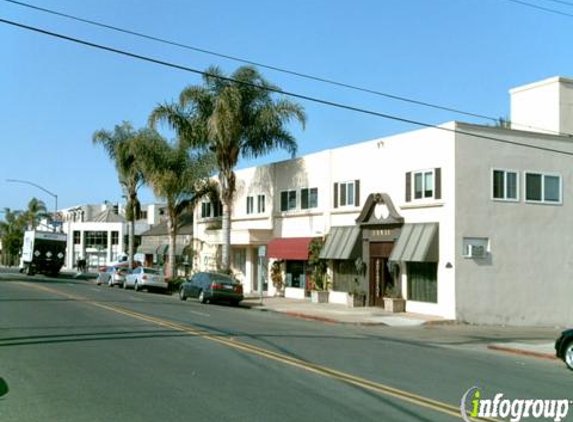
[124,267,167,292]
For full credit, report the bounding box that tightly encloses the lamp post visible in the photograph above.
[6,179,58,232]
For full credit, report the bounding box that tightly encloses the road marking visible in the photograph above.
[19,282,498,421]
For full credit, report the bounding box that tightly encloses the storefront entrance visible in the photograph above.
[369,242,394,307]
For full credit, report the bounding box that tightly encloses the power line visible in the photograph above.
[3,0,569,137]
[504,0,573,17]
[0,0,510,125]
[541,0,573,7]
[1,17,573,159]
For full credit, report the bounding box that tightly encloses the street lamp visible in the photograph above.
[6,179,58,232]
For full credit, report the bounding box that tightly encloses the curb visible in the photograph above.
[487,345,557,361]
[246,306,388,326]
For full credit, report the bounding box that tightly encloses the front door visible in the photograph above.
[369,242,394,307]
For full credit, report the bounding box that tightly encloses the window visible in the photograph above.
[525,172,562,204]
[213,200,223,217]
[301,188,318,209]
[201,200,223,218]
[201,202,211,218]
[257,194,265,213]
[232,248,246,275]
[407,262,437,303]
[414,171,434,199]
[492,169,518,201]
[73,231,81,245]
[406,169,441,202]
[140,210,148,220]
[280,190,297,212]
[111,231,119,245]
[84,231,108,249]
[246,196,254,214]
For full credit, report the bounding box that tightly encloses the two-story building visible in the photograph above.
[193,76,573,326]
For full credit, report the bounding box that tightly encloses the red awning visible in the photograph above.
[267,237,315,260]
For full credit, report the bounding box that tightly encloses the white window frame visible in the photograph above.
[491,168,519,202]
[412,169,435,201]
[257,194,265,213]
[280,190,297,212]
[524,171,562,205]
[462,237,490,259]
[246,196,254,215]
[301,187,318,210]
[339,181,356,207]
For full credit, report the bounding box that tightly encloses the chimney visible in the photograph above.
[510,76,573,137]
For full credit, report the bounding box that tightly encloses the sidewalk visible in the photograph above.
[242,296,561,361]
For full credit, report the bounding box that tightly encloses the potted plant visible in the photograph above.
[347,278,366,307]
[270,260,285,297]
[383,284,406,313]
[308,239,329,303]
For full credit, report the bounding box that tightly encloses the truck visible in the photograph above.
[19,230,67,277]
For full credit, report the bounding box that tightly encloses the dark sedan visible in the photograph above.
[179,272,243,305]
[555,329,573,369]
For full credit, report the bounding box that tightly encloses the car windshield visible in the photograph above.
[208,274,236,285]
[143,268,160,275]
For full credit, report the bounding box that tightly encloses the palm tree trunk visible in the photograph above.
[167,210,177,280]
[128,218,135,269]
[221,199,231,272]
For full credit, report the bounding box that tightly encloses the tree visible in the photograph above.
[23,197,49,230]
[93,122,158,268]
[134,135,215,280]
[150,65,306,272]
[0,208,26,266]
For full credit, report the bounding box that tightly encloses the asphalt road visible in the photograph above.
[0,272,571,422]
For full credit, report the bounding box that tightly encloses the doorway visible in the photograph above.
[369,242,394,307]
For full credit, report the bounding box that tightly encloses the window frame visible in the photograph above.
[246,196,254,215]
[524,171,562,205]
[338,181,355,208]
[412,169,435,201]
[301,187,318,210]
[491,168,519,202]
[257,194,265,213]
[280,190,297,212]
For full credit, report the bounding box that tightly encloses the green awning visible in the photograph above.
[319,226,361,260]
[389,223,439,262]
[156,243,186,256]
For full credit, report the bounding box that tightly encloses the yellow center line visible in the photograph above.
[19,282,499,422]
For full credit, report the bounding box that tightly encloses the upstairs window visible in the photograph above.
[201,200,223,218]
[257,194,265,213]
[525,172,561,204]
[492,169,518,201]
[406,169,441,202]
[280,190,297,212]
[301,188,318,210]
[246,196,254,215]
[333,180,360,208]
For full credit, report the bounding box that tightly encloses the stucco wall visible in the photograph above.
[455,123,573,326]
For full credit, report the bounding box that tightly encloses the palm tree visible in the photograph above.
[134,135,215,280]
[0,208,26,266]
[23,197,49,230]
[150,65,306,272]
[93,122,159,268]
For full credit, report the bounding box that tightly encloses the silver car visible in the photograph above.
[96,266,128,287]
[124,267,167,292]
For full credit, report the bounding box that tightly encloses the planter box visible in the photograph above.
[347,294,366,308]
[284,287,306,299]
[328,291,349,305]
[311,290,329,303]
[383,297,406,313]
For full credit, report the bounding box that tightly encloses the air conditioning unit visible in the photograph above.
[466,244,487,259]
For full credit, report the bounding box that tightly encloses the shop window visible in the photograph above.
[407,262,437,303]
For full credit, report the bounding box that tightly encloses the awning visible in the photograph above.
[267,237,315,260]
[136,245,157,254]
[156,243,186,256]
[319,226,361,260]
[389,223,439,262]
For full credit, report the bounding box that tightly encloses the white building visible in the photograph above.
[192,76,573,326]
[60,203,165,269]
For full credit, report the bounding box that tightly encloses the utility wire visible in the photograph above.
[1,17,573,158]
[504,0,573,17]
[3,0,569,137]
[541,0,573,8]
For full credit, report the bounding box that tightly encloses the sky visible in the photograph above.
[1,0,572,214]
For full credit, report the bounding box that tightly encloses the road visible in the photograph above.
[0,272,570,422]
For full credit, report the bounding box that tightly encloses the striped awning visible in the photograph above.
[319,226,361,260]
[389,223,439,263]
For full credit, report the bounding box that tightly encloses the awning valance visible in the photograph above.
[137,245,157,254]
[389,223,439,263]
[319,226,361,260]
[267,237,315,260]
[155,243,186,256]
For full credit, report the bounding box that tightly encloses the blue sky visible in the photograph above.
[1,0,572,212]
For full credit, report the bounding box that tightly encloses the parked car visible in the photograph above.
[555,329,573,369]
[96,266,128,288]
[124,266,168,292]
[179,272,243,305]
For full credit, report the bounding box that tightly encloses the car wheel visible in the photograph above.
[179,287,187,301]
[564,341,573,370]
[134,282,139,292]
[198,290,207,304]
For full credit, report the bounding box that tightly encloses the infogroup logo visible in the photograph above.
[460,386,570,422]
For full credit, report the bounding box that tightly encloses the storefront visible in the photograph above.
[267,237,316,298]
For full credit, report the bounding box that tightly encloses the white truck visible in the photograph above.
[19,230,67,276]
